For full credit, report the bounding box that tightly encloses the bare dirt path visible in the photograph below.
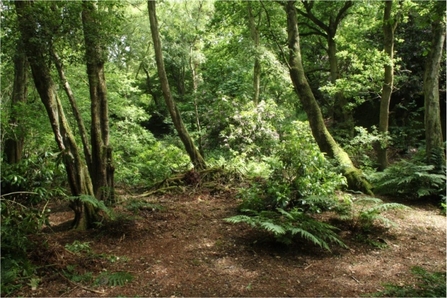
[16,190,446,297]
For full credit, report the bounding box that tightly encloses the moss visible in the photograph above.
[343,167,373,195]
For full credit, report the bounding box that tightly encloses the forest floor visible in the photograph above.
[15,187,446,297]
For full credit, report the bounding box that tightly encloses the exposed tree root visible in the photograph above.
[137,167,243,197]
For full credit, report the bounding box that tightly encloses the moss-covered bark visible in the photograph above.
[284,1,373,195]
[424,1,446,164]
[148,1,206,170]
[82,1,115,202]
[15,0,100,230]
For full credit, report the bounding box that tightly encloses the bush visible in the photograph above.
[237,121,346,212]
[0,197,50,295]
[220,99,284,157]
[225,121,348,250]
[342,126,388,170]
[111,120,190,186]
[1,151,67,203]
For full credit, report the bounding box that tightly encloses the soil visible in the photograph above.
[12,188,446,297]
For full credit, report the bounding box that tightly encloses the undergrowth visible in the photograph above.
[0,196,50,296]
[371,150,446,199]
[372,266,446,297]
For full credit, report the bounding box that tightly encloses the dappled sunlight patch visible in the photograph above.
[213,257,259,279]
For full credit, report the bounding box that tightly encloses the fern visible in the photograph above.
[95,271,133,287]
[371,160,445,198]
[225,208,347,251]
[350,197,409,230]
[68,195,114,218]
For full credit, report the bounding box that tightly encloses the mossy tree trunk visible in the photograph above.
[424,1,446,165]
[376,0,399,170]
[3,38,28,166]
[297,0,354,135]
[284,1,372,195]
[147,0,206,170]
[247,1,261,105]
[82,1,115,202]
[51,48,93,170]
[15,0,100,230]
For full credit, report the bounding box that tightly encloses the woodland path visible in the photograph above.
[16,189,446,297]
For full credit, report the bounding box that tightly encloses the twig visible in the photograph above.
[0,191,38,198]
[58,272,105,295]
[304,264,313,270]
[350,275,360,283]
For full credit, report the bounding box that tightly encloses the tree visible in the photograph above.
[51,48,92,170]
[376,0,400,170]
[81,1,115,201]
[296,0,354,135]
[3,37,28,166]
[424,0,446,164]
[147,0,206,170]
[284,0,372,195]
[247,1,261,105]
[15,0,99,230]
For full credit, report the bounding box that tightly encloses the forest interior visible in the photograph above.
[1,0,446,297]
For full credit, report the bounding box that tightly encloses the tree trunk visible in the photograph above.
[147,0,206,170]
[328,37,352,135]
[141,63,160,107]
[376,0,398,170]
[15,0,99,230]
[190,48,204,156]
[247,1,261,105]
[424,1,446,165]
[82,1,115,202]
[3,39,28,166]
[298,1,354,135]
[51,48,93,170]
[284,1,372,195]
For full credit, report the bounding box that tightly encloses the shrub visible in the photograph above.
[1,151,67,203]
[0,197,50,295]
[111,120,190,186]
[220,99,284,157]
[237,121,346,212]
[342,126,388,170]
[225,121,348,250]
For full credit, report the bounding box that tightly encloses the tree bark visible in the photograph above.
[247,1,261,105]
[424,1,446,165]
[82,1,115,202]
[376,0,398,170]
[51,48,93,170]
[298,1,354,134]
[3,38,28,166]
[147,0,206,170]
[285,1,372,195]
[15,0,99,230]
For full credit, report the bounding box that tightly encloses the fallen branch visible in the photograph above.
[58,272,105,295]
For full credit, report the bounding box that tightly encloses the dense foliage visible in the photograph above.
[0,0,445,294]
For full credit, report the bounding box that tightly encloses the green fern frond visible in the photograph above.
[95,271,133,287]
[225,208,346,251]
[288,227,328,250]
[224,215,253,225]
[259,221,286,235]
[365,202,409,213]
[68,195,114,218]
